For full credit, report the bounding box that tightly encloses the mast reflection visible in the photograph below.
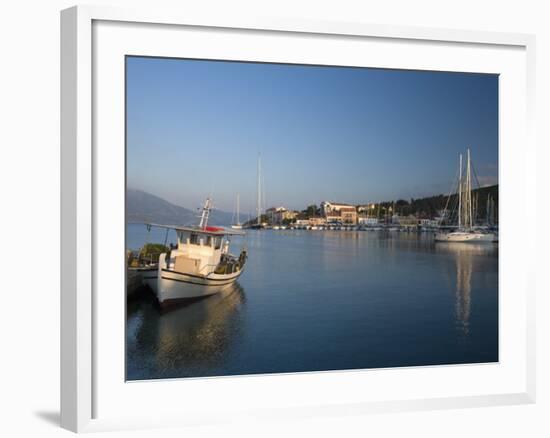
[437,243,496,336]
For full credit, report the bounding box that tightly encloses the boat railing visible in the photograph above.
[198,263,218,276]
[214,253,244,276]
[127,250,166,268]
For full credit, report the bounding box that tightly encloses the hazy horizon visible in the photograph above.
[126,56,498,213]
[127,182,499,214]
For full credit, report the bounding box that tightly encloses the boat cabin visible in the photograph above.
[151,224,245,277]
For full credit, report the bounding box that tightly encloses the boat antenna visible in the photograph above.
[199,197,212,229]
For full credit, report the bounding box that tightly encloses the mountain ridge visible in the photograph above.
[126,189,234,226]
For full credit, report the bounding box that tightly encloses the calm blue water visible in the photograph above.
[126,224,498,380]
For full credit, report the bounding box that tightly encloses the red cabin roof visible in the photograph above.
[204,226,223,232]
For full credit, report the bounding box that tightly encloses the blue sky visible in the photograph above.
[126,56,498,213]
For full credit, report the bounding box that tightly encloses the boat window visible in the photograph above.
[214,237,222,250]
[179,231,191,245]
[205,236,213,247]
[189,233,200,245]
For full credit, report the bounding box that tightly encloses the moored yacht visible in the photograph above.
[435,148,495,243]
[435,230,494,242]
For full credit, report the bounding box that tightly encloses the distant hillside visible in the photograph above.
[126,189,233,226]
[388,184,498,220]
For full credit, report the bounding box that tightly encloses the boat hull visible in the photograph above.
[141,267,159,292]
[435,231,495,242]
[145,267,243,308]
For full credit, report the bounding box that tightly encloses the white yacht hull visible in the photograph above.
[435,231,495,242]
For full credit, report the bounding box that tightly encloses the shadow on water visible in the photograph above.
[127,282,246,380]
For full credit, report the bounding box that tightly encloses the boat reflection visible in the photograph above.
[436,243,497,336]
[131,282,245,378]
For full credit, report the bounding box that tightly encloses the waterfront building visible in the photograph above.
[309,217,327,226]
[325,212,341,223]
[266,206,284,222]
[321,201,358,224]
[358,216,379,226]
[277,209,297,224]
[357,203,376,214]
[397,215,419,227]
[340,207,358,224]
[266,206,297,224]
[321,201,354,215]
[326,208,357,224]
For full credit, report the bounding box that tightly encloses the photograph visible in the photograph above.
[125,56,499,381]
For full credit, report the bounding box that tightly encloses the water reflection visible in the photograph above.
[436,243,497,336]
[127,282,245,379]
[127,224,499,378]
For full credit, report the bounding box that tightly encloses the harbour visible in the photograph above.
[126,224,498,380]
[125,147,498,379]
[124,56,500,381]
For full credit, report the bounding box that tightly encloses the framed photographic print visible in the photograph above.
[61,5,536,433]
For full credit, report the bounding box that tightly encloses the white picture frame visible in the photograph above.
[60,4,536,433]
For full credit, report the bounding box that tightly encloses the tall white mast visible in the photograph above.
[485,193,491,225]
[236,193,240,225]
[257,154,262,225]
[458,153,462,230]
[466,148,472,229]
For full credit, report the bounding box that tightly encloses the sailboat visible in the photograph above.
[435,148,495,243]
[231,193,243,229]
[248,154,265,229]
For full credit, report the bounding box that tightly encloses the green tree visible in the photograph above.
[304,204,319,218]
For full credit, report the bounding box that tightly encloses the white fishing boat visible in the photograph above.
[142,198,247,308]
[435,148,495,243]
